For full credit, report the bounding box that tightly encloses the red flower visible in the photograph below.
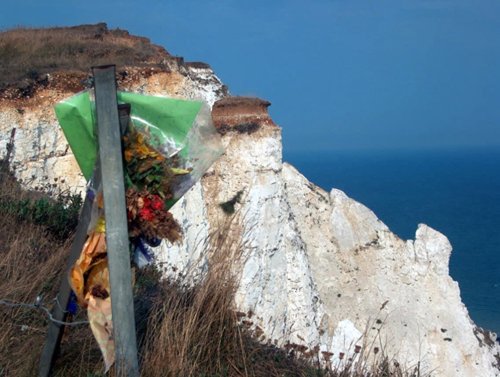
[139,208,154,221]
[151,196,164,210]
[142,196,151,209]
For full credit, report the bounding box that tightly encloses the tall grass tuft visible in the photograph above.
[138,226,246,377]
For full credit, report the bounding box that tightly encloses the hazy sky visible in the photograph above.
[2,0,499,152]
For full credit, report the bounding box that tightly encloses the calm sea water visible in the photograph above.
[284,147,500,335]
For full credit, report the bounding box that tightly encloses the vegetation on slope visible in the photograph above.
[0,159,427,376]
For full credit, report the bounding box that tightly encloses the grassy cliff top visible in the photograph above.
[0,23,171,89]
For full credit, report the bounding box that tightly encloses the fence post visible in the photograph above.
[93,65,139,376]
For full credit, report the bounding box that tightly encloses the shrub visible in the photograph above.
[0,168,82,240]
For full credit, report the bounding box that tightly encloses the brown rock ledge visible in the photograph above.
[211,96,277,135]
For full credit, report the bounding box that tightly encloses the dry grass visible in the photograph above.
[134,228,321,377]
[0,224,70,376]
[131,227,429,377]
[139,230,245,376]
[0,160,428,376]
[0,164,101,376]
[0,23,168,89]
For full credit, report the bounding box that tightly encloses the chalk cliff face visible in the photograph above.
[1,52,499,377]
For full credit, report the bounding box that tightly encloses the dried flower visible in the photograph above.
[126,188,181,243]
[137,197,144,209]
[321,351,334,361]
[91,285,110,299]
[122,127,178,200]
[150,195,164,210]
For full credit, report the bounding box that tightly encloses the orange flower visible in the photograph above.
[124,149,133,162]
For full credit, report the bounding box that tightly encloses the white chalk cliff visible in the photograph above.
[1,55,499,377]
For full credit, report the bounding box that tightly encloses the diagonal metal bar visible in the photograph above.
[93,64,139,376]
[38,175,98,377]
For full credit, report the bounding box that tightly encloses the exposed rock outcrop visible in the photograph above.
[1,28,499,377]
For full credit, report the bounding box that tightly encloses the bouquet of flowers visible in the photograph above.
[55,90,223,371]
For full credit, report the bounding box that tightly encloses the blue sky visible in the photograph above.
[2,0,499,152]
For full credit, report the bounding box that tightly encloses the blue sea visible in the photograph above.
[284,147,500,335]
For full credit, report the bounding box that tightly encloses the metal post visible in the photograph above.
[93,65,139,376]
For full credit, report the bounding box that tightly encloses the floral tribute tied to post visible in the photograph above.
[55,91,223,371]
